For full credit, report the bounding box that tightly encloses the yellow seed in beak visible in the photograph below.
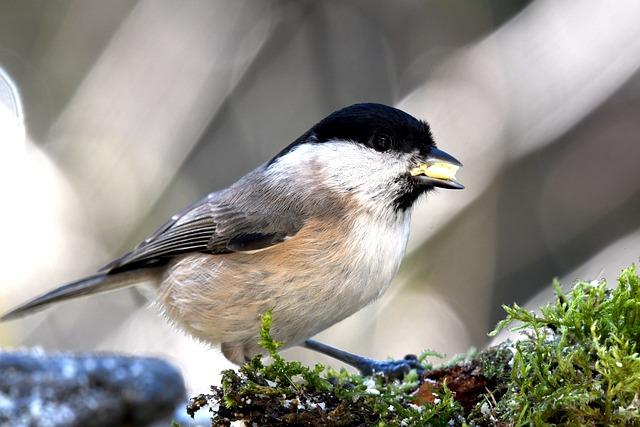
[410,162,459,180]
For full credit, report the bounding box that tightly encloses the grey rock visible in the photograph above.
[0,350,185,427]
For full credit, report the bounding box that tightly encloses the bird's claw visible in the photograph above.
[356,354,424,379]
[302,340,424,380]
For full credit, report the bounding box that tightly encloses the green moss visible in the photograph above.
[188,264,640,426]
[487,264,640,426]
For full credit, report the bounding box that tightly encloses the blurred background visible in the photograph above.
[0,0,639,394]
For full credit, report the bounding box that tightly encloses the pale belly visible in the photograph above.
[158,214,410,363]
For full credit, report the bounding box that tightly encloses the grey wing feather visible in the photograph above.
[101,192,305,273]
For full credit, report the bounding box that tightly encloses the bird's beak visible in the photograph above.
[410,147,464,189]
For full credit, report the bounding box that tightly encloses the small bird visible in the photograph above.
[1,103,463,375]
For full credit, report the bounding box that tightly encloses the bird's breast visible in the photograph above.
[336,211,411,304]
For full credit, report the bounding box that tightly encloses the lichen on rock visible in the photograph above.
[0,351,185,427]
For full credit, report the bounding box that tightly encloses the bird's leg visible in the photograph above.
[303,339,423,379]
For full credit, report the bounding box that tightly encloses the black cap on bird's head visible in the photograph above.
[272,103,435,160]
[311,103,435,156]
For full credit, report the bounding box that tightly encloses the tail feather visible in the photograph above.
[1,271,145,322]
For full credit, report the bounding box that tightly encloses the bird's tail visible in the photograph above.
[0,270,152,322]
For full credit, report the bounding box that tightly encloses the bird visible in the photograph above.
[1,103,463,376]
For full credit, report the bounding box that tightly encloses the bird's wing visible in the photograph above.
[101,193,305,273]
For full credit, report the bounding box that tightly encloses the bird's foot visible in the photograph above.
[351,354,424,379]
[303,339,423,379]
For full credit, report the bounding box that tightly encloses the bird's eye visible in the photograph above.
[373,134,392,152]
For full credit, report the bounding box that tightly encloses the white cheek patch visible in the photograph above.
[270,141,409,207]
